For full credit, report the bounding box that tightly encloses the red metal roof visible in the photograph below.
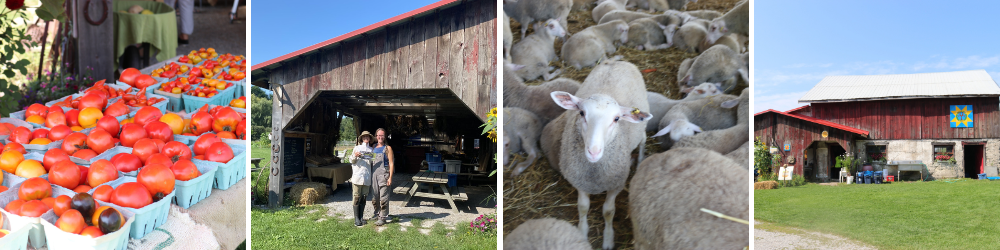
[755,109,870,137]
[784,105,811,114]
[251,0,460,72]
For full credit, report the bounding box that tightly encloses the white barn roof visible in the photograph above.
[798,69,1000,103]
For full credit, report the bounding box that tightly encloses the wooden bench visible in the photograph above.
[400,172,469,213]
[450,186,468,201]
[393,181,413,194]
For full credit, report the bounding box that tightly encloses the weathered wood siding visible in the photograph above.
[269,0,496,127]
[811,97,1000,140]
[754,112,857,175]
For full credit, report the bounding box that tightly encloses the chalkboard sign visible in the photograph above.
[283,137,305,177]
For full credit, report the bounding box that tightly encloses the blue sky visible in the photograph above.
[754,1,1000,113]
[251,0,442,65]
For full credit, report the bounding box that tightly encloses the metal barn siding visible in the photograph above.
[811,97,1000,140]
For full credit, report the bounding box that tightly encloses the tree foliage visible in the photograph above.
[250,86,272,140]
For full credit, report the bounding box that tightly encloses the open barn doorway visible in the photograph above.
[803,141,847,182]
[964,144,984,179]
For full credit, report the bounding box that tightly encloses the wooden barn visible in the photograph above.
[755,70,1000,181]
[250,0,497,207]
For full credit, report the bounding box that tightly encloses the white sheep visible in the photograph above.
[592,0,627,23]
[503,218,592,250]
[541,59,651,250]
[631,0,695,12]
[503,62,582,123]
[630,147,749,249]
[677,44,748,93]
[685,9,722,20]
[509,19,568,81]
[725,141,749,168]
[597,10,652,24]
[626,14,684,51]
[644,82,722,132]
[670,18,709,53]
[652,94,738,149]
[706,0,748,44]
[504,0,573,39]
[504,13,513,60]
[560,20,629,70]
[672,89,749,154]
[503,107,544,176]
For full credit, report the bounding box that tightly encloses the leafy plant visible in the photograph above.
[0,0,66,117]
[835,153,859,174]
[754,138,773,174]
[468,211,496,234]
[480,107,497,177]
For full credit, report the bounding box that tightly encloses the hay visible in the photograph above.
[754,181,779,190]
[290,182,329,206]
[504,1,745,249]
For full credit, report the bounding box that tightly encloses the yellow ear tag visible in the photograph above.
[631,108,641,115]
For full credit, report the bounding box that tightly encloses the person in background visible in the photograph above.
[349,131,375,226]
[371,128,395,226]
[164,0,193,44]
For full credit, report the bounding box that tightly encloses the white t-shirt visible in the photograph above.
[349,144,374,186]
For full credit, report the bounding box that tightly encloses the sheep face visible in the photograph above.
[551,91,652,163]
[503,133,513,165]
[661,24,679,48]
[653,119,703,142]
[681,82,723,98]
[706,20,727,44]
[541,19,567,38]
[617,23,630,44]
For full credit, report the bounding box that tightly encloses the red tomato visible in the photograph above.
[49,160,81,190]
[145,153,173,169]
[72,149,98,161]
[170,159,201,181]
[48,125,73,141]
[110,153,142,173]
[20,200,49,217]
[110,182,153,209]
[96,116,120,138]
[56,209,86,234]
[105,101,130,118]
[212,107,242,133]
[143,121,173,143]
[18,177,52,201]
[62,132,88,155]
[205,142,234,163]
[4,200,25,215]
[162,141,192,163]
[135,75,157,89]
[53,195,72,216]
[132,139,161,164]
[88,159,119,187]
[78,164,90,186]
[192,133,221,156]
[77,93,107,112]
[3,142,26,154]
[85,128,115,155]
[30,128,49,141]
[92,185,114,202]
[65,109,81,127]
[42,149,71,171]
[45,111,67,128]
[119,124,148,147]
[25,104,48,117]
[137,164,175,201]
[235,119,246,139]
[188,111,213,135]
[10,126,31,144]
[80,226,104,238]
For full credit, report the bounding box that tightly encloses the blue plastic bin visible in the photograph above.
[447,174,457,187]
[428,162,445,172]
[426,153,442,163]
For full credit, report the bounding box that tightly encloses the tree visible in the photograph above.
[340,116,355,141]
[250,86,272,140]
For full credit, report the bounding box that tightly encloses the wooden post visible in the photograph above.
[268,81,285,208]
[75,0,114,81]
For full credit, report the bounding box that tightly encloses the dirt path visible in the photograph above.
[754,221,877,250]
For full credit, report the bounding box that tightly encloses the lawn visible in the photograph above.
[755,181,1000,249]
[251,206,496,250]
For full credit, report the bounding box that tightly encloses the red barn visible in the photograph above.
[754,70,1000,181]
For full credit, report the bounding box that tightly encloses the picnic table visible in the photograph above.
[251,158,263,171]
[393,172,468,213]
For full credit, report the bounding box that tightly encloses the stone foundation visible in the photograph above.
[855,139,1000,180]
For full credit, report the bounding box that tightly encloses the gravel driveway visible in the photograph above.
[317,173,496,232]
[754,221,877,250]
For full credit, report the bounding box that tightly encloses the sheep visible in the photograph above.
[560,20,629,70]
[503,218,592,250]
[504,13,513,60]
[503,0,573,39]
[677,44,748,93]
[503,62,582,123]
[503,107,544,176]
[509,19,567,81]
[672,89,749,154]
[631,0,695,12]
[625,14,685,51]
[706,0,749,44]
[670,18,709,53]
[540,59,651,250]
[685,9,723,20]
[652,94,738,149]
[597,10,652,24]
[725,141,750,168]
[592,0,627,23]
[644,82,722,132]
[630,147,749,249]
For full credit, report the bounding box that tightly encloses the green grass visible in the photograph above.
[755,181,1000,250]
[251,206,496,250]
[251,145,271,169]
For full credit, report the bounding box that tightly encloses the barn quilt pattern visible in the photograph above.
[951,105,973,128]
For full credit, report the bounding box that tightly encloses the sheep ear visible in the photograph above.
[721,99,739,109]
[680,87,693,93]
[652,120,676,137]
[551,91,582,110]
[692,124,704,133]
[737,67,749,82]
[507,62,526,71]
[619,106,652,123]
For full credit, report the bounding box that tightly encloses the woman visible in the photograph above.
[164,0,194,44]
[349,131,375,226]
[371,128,395,226]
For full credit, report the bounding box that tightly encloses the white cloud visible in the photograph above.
[753,91,809,114]
[912,55,1000,71]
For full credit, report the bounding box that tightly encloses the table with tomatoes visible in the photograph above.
[0,63,248,249]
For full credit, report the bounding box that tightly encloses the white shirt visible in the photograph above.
[349,144,374,186]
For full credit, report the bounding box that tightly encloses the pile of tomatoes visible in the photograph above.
[150,62,189,79]
[3,178,126,238]
[229,96,246,109]
[158,77,193,94]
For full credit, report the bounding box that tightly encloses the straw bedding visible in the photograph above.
[290,182,329,206]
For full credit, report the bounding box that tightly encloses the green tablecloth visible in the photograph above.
[113,1,178,69]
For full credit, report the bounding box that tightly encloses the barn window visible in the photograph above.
[866,145,887,162]
[933,144,954,163]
